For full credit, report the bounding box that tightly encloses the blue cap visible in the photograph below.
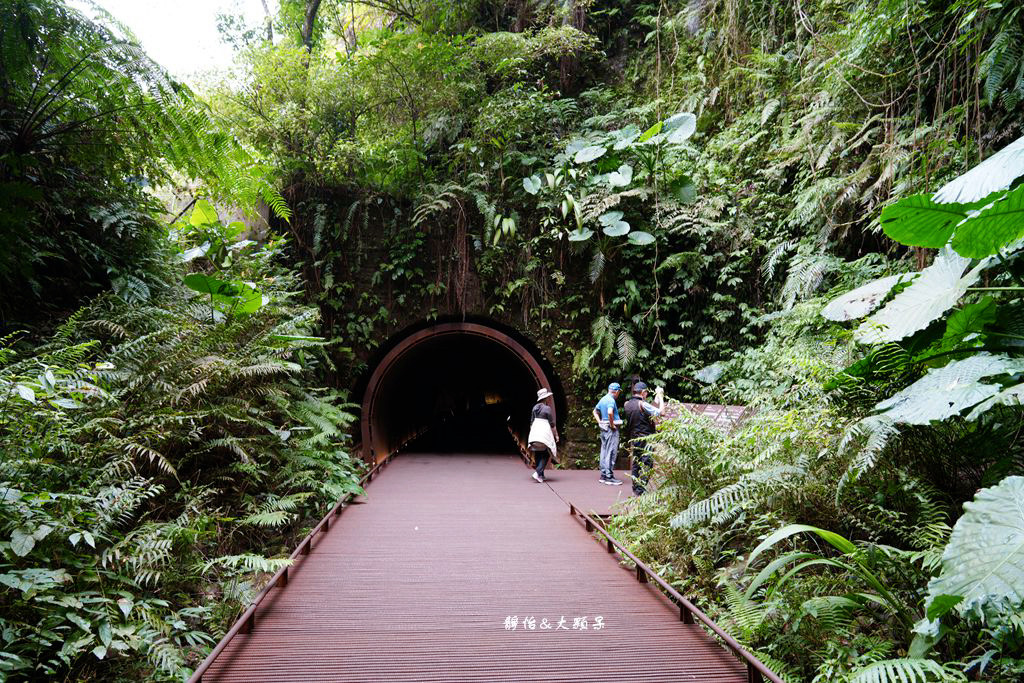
[633,381,648,392]
[608,382,621,391]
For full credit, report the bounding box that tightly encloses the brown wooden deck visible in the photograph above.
[543,466,634,516]
[199,454,749,682]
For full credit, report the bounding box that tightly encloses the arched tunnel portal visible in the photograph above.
[360,321,565,463]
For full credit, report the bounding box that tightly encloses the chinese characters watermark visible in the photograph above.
[504,616,604,631]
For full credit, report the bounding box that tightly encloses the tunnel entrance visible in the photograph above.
[360,322,563,462]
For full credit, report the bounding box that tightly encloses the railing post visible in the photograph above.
[240,613,254,634]
[748,663,764,683]
[636,565,648,583]
[606,538,614,553]
[680,605,694,623]
[585,518,593,532]
[300,540,310,555]
[276,569,288,588]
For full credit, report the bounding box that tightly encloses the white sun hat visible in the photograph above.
[536,388,554,401]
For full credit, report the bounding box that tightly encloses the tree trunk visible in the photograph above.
[302,0,323,50]
[559,1,586,94]
[260,0,274,42]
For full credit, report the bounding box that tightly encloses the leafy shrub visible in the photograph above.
[0,243,361,680]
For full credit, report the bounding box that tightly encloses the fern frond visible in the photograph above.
[616,329,637,367]
[671,464,806,528]
[837,415,899,492]
[850,658,966,683]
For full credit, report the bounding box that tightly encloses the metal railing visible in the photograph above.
[568,504,783,683]
[188,452,393,683]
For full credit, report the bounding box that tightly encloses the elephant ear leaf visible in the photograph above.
[664,113,697,144]
[873,353,1018,425]
[189,199,219,227]
[821,273,915,321]
[183,273,236,297]
[627,231,655,245]
[933,134,1024,204]
[950,184,1024,259]
[855,248,982,344]
[925,476,1024,619]
[879,194,976,248]
[574,145,607,164]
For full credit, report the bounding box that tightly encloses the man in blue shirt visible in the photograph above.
[593,382,623,485]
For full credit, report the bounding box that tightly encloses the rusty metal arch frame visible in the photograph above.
[361,322,557,463]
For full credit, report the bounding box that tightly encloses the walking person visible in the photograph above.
[593,382,623,485]
[527,388,558,482]
[623,382,664,495]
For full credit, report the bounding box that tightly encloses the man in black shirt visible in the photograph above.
[623,382,663,495]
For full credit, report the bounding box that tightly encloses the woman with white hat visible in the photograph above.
[527,388,558,482]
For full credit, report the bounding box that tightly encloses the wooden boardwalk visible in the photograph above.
[201,454,747,682]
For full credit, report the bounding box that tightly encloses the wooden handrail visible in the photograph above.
[568,504,783,683]
[188,452,392,682]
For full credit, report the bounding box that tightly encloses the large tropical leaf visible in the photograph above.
[567,228,593,242]
[598,210,630,236]
[605,164,633,188]
[183,273,238,297]
[183,275,265,315]
[189,200,220,227]
[855,249,980,344]
[232,282,268,314]
[627,231,655,245]
[925,476,1024,619]
[821,273,915,321]
[664,112,697,144]
[879,195,976,248]
[609,124,640,150]
[940,297,995,349]
[949,184,1024,258]
[933,134,1024,204]
[874,354,1022,425]
[966,382,1024,420]
[574,145,607,163]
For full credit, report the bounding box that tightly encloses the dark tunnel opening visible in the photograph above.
[360,322,563,461]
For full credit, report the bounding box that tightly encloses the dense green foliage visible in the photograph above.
[0,2,357,679]
[6,0,1024,680]
[0,218,361,679]
[205,0,1024,680]
[0,0,285,323]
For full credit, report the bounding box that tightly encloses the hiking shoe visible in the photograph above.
[532,471,543,483]
[606,477,624,486]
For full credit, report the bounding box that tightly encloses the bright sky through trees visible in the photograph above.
[71,0,276,81]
